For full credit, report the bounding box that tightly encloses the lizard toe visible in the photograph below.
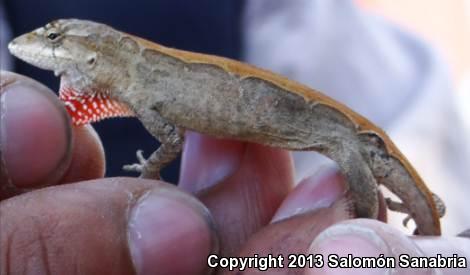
[136,150,146,165]
[122,163,144,173]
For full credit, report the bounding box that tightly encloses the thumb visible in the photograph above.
[0,178,217,275]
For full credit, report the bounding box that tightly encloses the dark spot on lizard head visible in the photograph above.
[359,132,386,149]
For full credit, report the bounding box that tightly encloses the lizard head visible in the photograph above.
[8,19,134,125]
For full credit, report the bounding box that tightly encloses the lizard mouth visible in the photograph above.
[58,83,134,126]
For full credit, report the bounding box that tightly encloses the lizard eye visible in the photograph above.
[46,31,61,41]
[86,53,97,67]
[87,57,96,65]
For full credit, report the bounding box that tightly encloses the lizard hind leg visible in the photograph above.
[320,139,380,220]
[386,193,445,233]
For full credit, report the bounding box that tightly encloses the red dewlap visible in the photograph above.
[59,87,134,126]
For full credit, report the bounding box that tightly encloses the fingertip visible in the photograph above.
[307,220,428,275]
[0,178,217,274]
[0,72,71,196]
[308,221,390,259]
[272,166,347,222]
[190,140,295,256]
[237,206,352,266]
[128,187,217,275]
[179,131,245,193]
[60,124,105,182]
[413,233,470,262]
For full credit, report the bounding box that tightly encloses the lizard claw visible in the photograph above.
[123,150,146,173]
[385,197,413,228]
[402,215,412,228]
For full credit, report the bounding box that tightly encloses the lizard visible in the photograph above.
[7,19,445,235]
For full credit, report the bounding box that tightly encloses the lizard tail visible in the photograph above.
[357,132,442,235]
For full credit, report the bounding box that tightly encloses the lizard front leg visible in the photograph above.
[123,111,184,179]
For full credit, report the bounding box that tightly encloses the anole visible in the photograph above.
[8,19,445,235]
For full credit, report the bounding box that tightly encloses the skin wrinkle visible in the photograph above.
[8,19,444,236]
[37,226,53,275]
[4,228,12,275]
[14,218,53,275]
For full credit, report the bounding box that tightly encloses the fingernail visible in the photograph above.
[307,224,390,275]
[179,131,244,192]
[272,166,345,222]
[128,189,217,275]
[0,76,71,189]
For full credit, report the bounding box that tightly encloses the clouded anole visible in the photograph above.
[8,19,445,235]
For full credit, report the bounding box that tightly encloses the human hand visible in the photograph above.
[0,71,216,274]
[1,71,469,274]
[180,133,470,275]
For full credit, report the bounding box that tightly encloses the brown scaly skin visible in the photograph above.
[8,19,445,235]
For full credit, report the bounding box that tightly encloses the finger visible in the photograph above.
[272,167,388,223]
[0,178,217,275]
[0,71,104,198]
[233,168,350,261]
[306,219,470,275]
[0,71,71,192]
[179,131,247,193]
[271,167,347,222]
[60,124,105,183]
[230,199,354,274]
[180,131,295,256]
[217,170,390,274]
